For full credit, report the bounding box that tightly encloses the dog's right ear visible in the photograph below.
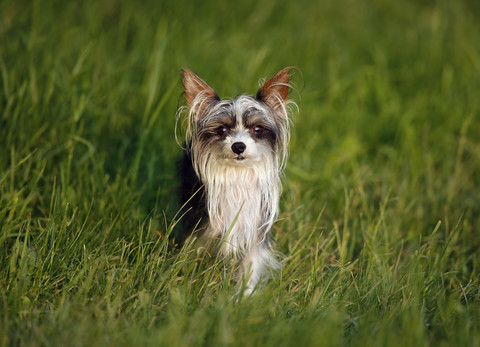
[257,67,292,112]
[182,69,219,115]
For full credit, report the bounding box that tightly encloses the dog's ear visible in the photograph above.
[182,69,219,115]
[257,67,291,111]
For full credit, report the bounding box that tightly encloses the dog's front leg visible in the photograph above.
[240,243,279,296]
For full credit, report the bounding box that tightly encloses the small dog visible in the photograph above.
[177,68,295,295]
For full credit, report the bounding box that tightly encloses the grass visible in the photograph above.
[1,0,479,345]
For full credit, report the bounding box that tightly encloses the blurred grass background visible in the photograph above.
[1,0,479,345]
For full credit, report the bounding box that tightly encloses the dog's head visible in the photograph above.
[179,68,294,176]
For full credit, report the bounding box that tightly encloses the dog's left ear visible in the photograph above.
[257,67,291,111]
[182,69,219,115]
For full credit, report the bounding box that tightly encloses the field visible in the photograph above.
[1,0,479,345]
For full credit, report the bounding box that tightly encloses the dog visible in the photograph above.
[177,68,295,295]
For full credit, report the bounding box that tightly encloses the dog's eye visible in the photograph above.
[252,125,264,134]
[216,126,229,135]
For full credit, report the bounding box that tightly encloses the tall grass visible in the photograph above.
[1,0,479,345]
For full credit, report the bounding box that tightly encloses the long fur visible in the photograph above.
[177,68,295,295]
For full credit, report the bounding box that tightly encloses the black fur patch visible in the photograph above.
[177,149,207,243]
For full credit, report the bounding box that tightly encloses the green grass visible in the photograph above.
[1,0,480,345]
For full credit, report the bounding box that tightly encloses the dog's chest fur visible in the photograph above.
[180,151,280,258]
[205,165,270,258]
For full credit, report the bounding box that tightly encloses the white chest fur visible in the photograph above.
[204,164,279,260]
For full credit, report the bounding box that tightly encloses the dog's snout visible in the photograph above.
[231,142,246,154]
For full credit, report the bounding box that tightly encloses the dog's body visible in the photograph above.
[177,68,294,294]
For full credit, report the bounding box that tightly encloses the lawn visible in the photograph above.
[1,0,479,345]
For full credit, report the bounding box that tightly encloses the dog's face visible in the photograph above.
[194,96,280,166]
[180,68,292,175]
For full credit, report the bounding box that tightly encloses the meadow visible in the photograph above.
[1,0,479,345]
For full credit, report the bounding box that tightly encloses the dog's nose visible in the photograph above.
[231,142,246,154]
